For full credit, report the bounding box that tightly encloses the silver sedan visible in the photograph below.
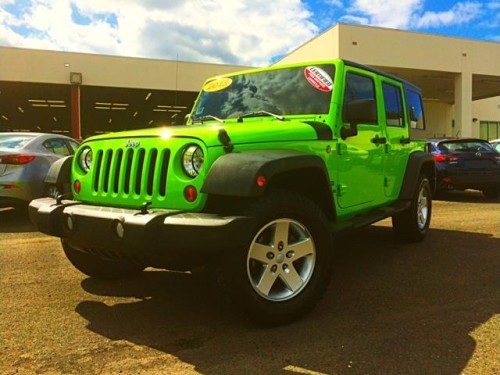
[0,132,79,208]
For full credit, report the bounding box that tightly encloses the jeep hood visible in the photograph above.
[83,120,331,147]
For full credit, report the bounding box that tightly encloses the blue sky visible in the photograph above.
[0,0,498,66]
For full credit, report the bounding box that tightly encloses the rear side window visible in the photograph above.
[67,140,79,153]
[405,88,425,130]
[43,139,72,156]
[382,83,404,127]
[343,72,377,124]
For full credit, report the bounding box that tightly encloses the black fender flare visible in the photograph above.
[44,155,73,185]
[201,149,332,199]
[399,151,436,200]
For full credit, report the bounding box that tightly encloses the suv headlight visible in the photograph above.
[78,147,92,173]
[182,145,204,177]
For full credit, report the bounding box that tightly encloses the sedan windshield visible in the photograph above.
[192,64,335,121]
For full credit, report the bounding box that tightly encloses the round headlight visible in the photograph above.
[182,145,204,177]
[79,147,92,173]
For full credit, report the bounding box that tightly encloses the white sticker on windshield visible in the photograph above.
[304,66,333,92]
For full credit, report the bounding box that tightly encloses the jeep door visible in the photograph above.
[379,78,409,198]
[337,69,386,209]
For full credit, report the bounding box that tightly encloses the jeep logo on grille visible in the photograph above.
[126,140,140,148]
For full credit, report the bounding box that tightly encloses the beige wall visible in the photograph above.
[423,101,455,138]
[473,97,500,122]
[280,27,340,64]
[0,47,250,91]
[278,23,500,76]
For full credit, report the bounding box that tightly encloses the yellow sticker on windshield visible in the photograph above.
[203,77,233,92]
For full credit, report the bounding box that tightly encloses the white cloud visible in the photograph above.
[0,0,319,66]
[339,15,369,25]
[344,0,423,29]
[415,2,482,28]
[325,0,343,7]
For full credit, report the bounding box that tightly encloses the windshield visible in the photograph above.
[192,64,335,121]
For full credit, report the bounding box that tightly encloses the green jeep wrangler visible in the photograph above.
[29,59,435,324]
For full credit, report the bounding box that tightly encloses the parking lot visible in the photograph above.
[1,191,499,375]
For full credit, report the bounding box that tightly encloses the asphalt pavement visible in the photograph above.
[1,191,499,375]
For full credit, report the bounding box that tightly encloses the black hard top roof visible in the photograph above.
[343,60,421,93]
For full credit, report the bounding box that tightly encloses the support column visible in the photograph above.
[70,85,81,140]
[69,72,83,140]
[454,72,473,137]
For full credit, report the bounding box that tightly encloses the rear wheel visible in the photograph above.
[221,190,334,325]
[392,175,432,242]
[483,186,500,199]
[62,240,145,279]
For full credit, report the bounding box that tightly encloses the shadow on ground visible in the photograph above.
[75,224,500,374]
[0,206,35,233]
[434,189,500,204]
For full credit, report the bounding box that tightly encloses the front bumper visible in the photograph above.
[29,198,255,269]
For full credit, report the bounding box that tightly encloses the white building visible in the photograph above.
[1,23,499,140]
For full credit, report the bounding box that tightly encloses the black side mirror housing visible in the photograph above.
[341,99,377,140]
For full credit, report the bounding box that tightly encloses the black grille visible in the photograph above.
[92,147,170,197]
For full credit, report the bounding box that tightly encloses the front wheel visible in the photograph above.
[62,240,145,279]
[392,175,432,242]
[221,190,334,325]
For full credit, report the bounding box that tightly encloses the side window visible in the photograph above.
[43,139,71,156]
[343,72,377,124]
[67,140,79,154]
[382,83,404,127]
[405,88,425,130]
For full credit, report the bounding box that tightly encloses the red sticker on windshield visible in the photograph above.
[304,66,333,92]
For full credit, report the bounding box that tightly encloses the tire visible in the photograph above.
[483,186,500,199]
[61,240,145,279]
[221,190,334,326]
[392,175,432,242]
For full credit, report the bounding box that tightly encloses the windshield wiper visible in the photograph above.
[237,111,285,122]
[192,115,224,124]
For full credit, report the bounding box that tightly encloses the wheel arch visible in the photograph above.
[201,150,336,220]
[399,151,436,200]
[44,155,73,185]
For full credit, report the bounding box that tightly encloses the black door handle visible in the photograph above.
[400,137,411,144]
[371,136,387,144]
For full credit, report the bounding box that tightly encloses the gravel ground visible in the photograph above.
[1,191,499,375]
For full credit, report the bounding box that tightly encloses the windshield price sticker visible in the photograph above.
[203,77,233,92]
[304,66,333,92]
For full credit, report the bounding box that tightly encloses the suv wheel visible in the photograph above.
[221,190,333,325]
[62,240,145,279]
[392,174,432,242]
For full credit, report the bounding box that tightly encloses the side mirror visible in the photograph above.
[341,99,377,140]
[184,113,191,125]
